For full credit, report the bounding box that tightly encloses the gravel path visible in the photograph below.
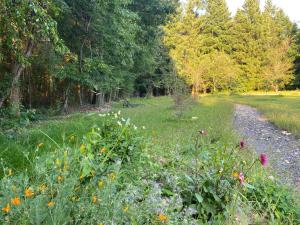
[234,104,300,187]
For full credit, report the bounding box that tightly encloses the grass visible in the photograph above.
[0,96,236,174]
[226,92,300,136]
[0,95,299,224]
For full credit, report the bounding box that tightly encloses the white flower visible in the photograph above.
[268,176,275,181]
[118,110,121,115]
[142,126,146,130]
[117,121,122,126]
[114,113,118,118]
[121,118,126,122]
[133,125,137,130]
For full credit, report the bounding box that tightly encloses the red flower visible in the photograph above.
[260,154,268,166]
[238,172,245,185]
[240,140,245,149]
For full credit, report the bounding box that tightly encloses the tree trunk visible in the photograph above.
[63,84,70,114]
[9,40,34,116]
[10,62,24,116]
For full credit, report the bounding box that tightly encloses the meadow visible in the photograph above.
[0,96,299,224]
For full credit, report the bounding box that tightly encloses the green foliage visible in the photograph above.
[164,0,297,94]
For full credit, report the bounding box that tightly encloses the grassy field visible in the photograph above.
[0,96,299,224]
[227,92,300,136]
[0,96,236,174]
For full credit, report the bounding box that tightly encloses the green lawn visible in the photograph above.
[227,93,300,136]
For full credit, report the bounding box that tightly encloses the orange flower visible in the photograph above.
[92,196,97,204]
[232,172,239,178]
[2,204,10,213]
[47,201,55,207]
[25,188,34,198]
[11,197,21,206]
[158,213,168,223]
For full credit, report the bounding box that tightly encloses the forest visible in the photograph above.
[1,0,300,116]
[1,1,300,224]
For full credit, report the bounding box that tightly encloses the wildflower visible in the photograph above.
[38,143,44,148]
[114,113,118,118]
[123,206,129,213]
[48,201,55,207]
[268,176,275,181]
[25,188,34,198]
[158,213,168,223]
[259,154,268,166]
[238,173,245,185]
[133,125,137,130]
[142,126,146,130]
[99,223,103,225]
[117,121,122,126]
[239,140,245,149]
[232,172,239,178]
[2,204,10,213]
[11,197,21,206]
[92,196,97,204]
[39,184,47,192]
[69,135,75,141]
[98,180,105,189]
[199,130,208,136]
[8,169,13,176]
[108,172,116,181]
[57,176,63,182]
[100,147,107,154]
[80,144,86,153]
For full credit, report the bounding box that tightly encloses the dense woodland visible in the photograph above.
[1,0,300,116]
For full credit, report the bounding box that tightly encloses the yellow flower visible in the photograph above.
[123,206,129,213]
[47,201,55,207]
[25,188,34,198]
[92,196,97,204]
[158,213,168,223]
[11,197,21,206]
[98,180,105,189]
[80,144,86,153]
[69,135,75,141]
[99,223,103,225]
[37,143,44,148]
[57,176,63,182]
[100,147,107,154]
[8,169,13,176]
[232,172,239,178]
[2,204,10,213]
[108,173,116,181]
[39,184,47,192]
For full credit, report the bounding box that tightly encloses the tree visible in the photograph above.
[0,0,66,115]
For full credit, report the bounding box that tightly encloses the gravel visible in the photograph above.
[233,104,300,187]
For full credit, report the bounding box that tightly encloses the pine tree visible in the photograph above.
[232,0,264,91]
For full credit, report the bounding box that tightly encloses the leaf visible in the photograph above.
[195,193,203,203]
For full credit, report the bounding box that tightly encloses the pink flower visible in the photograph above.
[260,154,268,166]
[239,140,245,149]
[238,172,245,185]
